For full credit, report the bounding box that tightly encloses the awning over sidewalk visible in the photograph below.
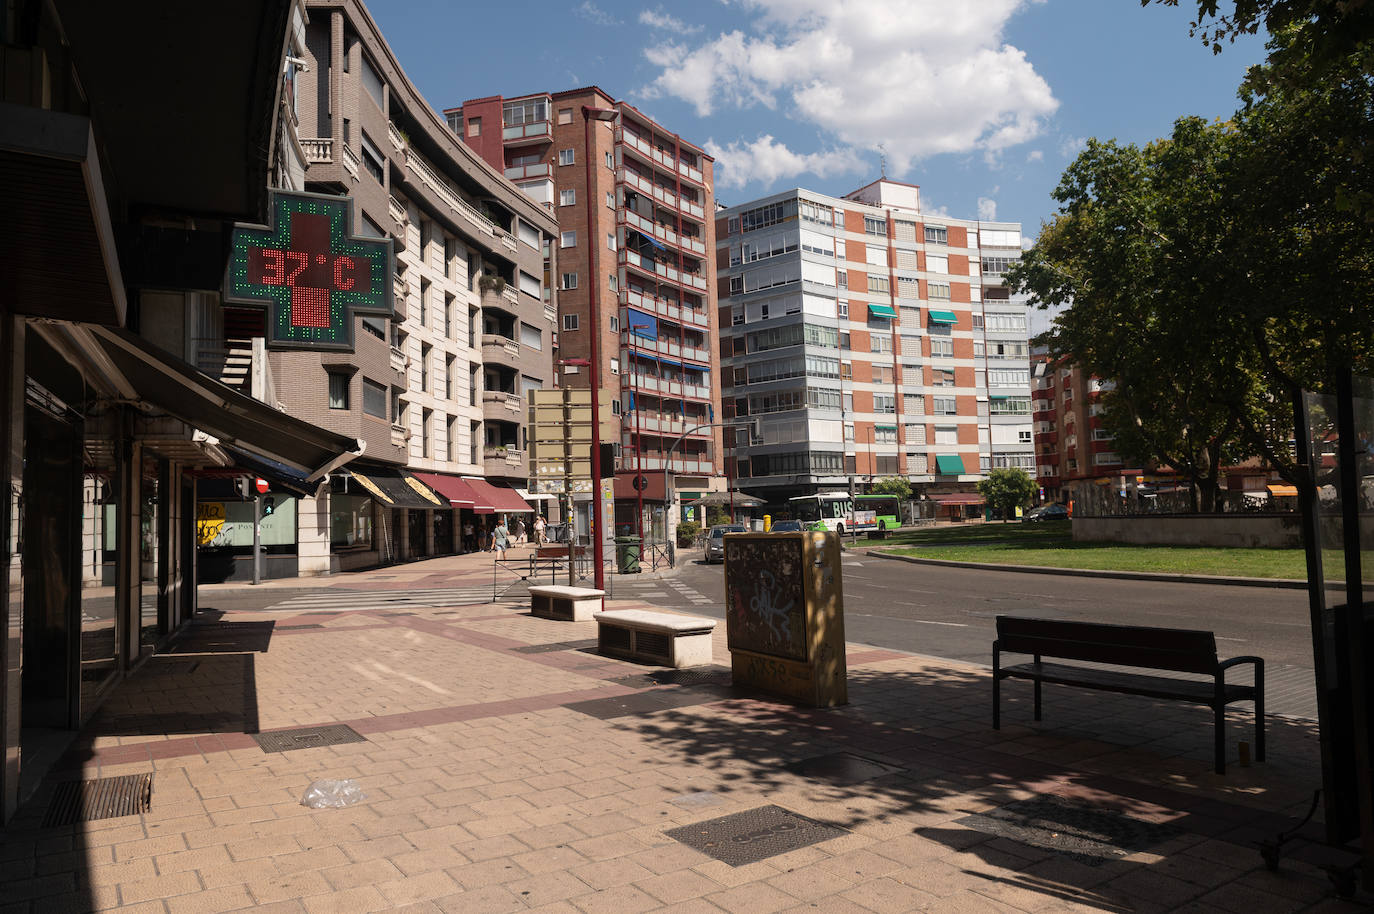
[340,466,447,510]
[929,493,984,506]
[463,478,533,513]
[413,472,479,508]
[927,309,958,324]
[221,446,315,498]
[88,326,363,477]
[935,454,966,475]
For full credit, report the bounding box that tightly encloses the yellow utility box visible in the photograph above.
[722,531,847,707]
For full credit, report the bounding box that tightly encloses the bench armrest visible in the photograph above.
[1218,655,1263,672]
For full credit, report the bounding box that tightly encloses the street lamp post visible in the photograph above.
[580,104,619,590]
[628,324,653,568]
[662,417,757,547]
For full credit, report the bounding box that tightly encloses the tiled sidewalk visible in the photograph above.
[2,593,1367,913]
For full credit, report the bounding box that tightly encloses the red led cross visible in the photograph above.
[244,213,371,328]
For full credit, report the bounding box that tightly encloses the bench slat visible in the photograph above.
[996,616,1219,674]
[1000,661,1256,703]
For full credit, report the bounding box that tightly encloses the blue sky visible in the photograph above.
[365,0,1266,239]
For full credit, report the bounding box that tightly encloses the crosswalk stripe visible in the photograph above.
[267,587,500,612]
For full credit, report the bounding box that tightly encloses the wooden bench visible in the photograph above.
[993,616,1264,774]
[529,586,604,622]
[593,609,717,668]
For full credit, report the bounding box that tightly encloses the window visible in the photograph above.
[560,231,576,248]
[867,274,890,294]
[609,315,620,333]
[605,151,614,169]
[607,233,616,251]
[328,373,349,409]
[559,189,576,206]
[874,425,898,443]
[989,369,1030,387]
[894,220,917,242]
[972,314,984,330]
[466,117,481,137]
[934,425,958,445]
[933,369,956,387]
[897,277,919,300]
[925,253,948,274]
[985,312,1028,333]
[445,356,455,398]
[727,216,739,235]
[930,338,953,357]
[800,201,833,226]
[740,199,797,232]
[1095,451,1123,466]
[874,395,896,413]
[420,344,431,392]
[359,131,385,183]
[928,282,951,300]
[561,272,578,289]
[933,396,957,415]
[610,358,620,374]
[362,378,387,419]
[925,225,948,244]
[989,397,1031,415]
[871,334,892,353]
[558,148,575,166]
[606,191,615,208]
[421,408,432,457]
[1019,430,1033,443]
[557,107,573,124]
[864,215,887,236]
[1093,428,1114,440]
[981,256,1017,276]
[837,301,849,318]
[563,314,579,331]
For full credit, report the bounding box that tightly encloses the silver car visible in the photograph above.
[703,524,746,563]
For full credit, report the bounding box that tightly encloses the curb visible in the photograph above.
[863,548,1314,589]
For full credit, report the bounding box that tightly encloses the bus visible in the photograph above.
[855,494,901,532]
[787,492,877,536]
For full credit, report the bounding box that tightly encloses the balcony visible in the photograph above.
[481,390,523,413]
[621,208,707,257]
[387,121,406,153]
[480,333,522,368]
[619,289,709,331]
[621,334,710,367]
[504,162,551,181]
[390,344,407,376]
[402,144,496,239]
[301,137,332,164]
[629,373,710,402]
[615,127,706,189]
[619,249,707,291]
[633,455,714,474]
[615,166,705,223]
[502,120,551,143]
[483,446,526,477]
[340,143,360,180]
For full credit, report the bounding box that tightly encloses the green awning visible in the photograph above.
[927,309,958,324]
[868,302,897,318]
[935,454,965,475]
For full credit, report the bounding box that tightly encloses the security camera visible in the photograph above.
[285,55,310,72]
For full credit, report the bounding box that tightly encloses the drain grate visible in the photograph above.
[666,805,846,866]
[954,794,1183,866]
[513,639,599,654]
[43,774,153,827]
[787,752,905,785]
[252,724,366,753]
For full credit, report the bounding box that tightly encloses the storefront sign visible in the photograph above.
[226,190,392,350]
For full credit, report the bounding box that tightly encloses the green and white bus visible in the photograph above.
[787,492,877,536]
[855,494,901,532]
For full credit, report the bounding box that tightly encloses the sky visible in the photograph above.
[364,0,1268,244]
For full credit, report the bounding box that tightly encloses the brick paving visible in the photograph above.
[3,549,1369,912]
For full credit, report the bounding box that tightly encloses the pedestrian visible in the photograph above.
[534,514,546,546]
[462,520,474,553]
[491,518,510,560]
[513,517,526,545]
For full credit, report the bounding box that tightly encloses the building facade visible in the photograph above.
[717,180,1034,518]
[197,0,561,578]
[448,88,723,545]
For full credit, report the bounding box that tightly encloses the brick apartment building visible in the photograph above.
[447,88,724,543]
[717,180,1034,519]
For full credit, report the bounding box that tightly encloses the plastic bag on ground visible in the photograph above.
[300,778,366,808]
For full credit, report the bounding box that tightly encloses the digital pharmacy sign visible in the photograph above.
[225,190,393,350]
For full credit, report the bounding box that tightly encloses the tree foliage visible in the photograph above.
[977,468,1038,522]
[1145,0,1374,74]
[870,476,912,500]
[1010,27,1374,497]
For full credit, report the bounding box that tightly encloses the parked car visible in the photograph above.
[1023,504,1069,522]
[703,524,747,563]
[768,520,805,533]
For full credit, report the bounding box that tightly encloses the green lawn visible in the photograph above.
[871,521,1345,580]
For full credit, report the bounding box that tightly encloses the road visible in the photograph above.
[619,549,1319,718]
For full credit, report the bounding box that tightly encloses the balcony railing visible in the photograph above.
[621,334,710,367]
[340,144,360,179]
[502,120,551,142]
[480,334,521,360]
[301,137,333,164]
[619,249,707,291]
[615,167,704,223]
[403,145,496,238]
[387,121,406,153]
[615,127,705,188]
[481,390,523,412]
[619,289,709,330]
[504,162,551,181]
[629,373,710,402]
[483,445,525,467]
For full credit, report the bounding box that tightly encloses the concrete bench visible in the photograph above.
[593,609,717,668]
[530,586,604,622]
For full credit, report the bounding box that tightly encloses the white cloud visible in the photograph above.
[1026,149,1044,163]
[705,135,865,190]
[1058,135,1087,158]
[577,1,620,26]
[639,8,702,33]
[641,0,1058,188]
[977,196,998,221]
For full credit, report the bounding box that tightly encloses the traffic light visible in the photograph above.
[262,497,276,516]
[235,477,250,499]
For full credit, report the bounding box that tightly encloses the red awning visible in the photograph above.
[462,477,533,513]
[929,493,984,506]
[412,472,480,508]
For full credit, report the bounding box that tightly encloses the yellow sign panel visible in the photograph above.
[196,502,226,545]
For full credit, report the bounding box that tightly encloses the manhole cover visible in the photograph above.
[954,795,1183,866]
[787,752,905,785]
[665,805,847,866]
[513,639,599,654]
[252,724,366,753]
[43,774,153,827]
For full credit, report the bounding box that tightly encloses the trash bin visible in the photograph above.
[615,536,641,574]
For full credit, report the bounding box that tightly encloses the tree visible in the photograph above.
[1144,1,1374,75]
[978,469,1038,523]
[870,477,912,500]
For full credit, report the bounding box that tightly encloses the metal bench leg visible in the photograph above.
[1214,704,1226,775]
[991,645,1001,729]
[1255,662,1265,762]
[1033,678,1042,721]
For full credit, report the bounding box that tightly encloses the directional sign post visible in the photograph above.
[529,388,617,583]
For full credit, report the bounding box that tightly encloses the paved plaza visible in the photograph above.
[1,548,1367,913]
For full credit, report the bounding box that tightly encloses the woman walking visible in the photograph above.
[534,514,546,546]
[491,518,510,561]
